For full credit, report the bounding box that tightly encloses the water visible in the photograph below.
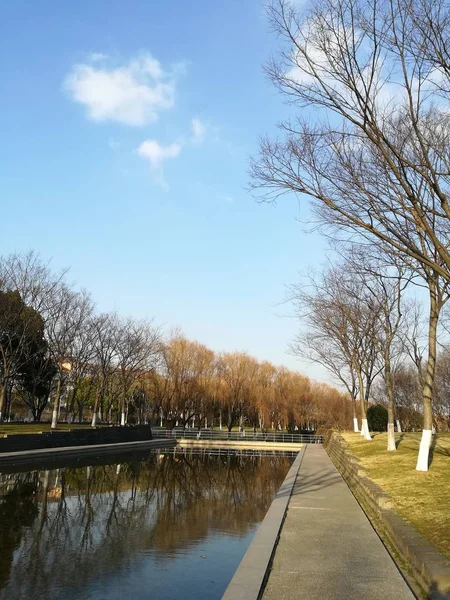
[0,447,294,600]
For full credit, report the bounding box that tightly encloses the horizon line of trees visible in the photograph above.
[0,251,351,432]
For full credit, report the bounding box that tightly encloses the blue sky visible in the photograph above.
[0,0,330,380]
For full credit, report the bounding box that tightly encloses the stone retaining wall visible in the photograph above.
[325,431,450,600]
[0,425,153,453]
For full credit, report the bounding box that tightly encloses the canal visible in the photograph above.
[0,447,295,600]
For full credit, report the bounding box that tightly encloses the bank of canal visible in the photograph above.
[0,447,295,600]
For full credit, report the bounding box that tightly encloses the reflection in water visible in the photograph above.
[0,448,293,600]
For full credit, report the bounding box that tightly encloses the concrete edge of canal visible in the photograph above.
[221,445,306,600]
[0,438,178,467]
[178,439,306,451]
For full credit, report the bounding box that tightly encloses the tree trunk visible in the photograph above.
[352,396,359,432]
[0,383,6,422]
[384,351,396,452]
[396,419,402,433]
[51,376,62,429]
[416,284,439,472]
[67,387,77,424]
[91,388,100,427]
[357,369,371,440]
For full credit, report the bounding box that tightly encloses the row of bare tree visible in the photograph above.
[0,251,350,431]
[291,247,450,445]
[251,0,450,470]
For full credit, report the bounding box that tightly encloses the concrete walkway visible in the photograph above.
[263,445,415,600]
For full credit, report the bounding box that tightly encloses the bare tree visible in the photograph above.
[343,248,411,450]
[217,352,259,432]
[251,0,450,469]
[65,313,97,423]
[45,287,93,428]
[90,314,119,427]
[291,264,383,439]
[115,318,160,426]
[292,328,360,431]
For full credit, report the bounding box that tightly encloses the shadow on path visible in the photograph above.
[274,468,342,500]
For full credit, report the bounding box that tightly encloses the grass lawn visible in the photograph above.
[0,423,106,436]
[342,432,450,560]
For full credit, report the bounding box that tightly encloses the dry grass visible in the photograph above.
[342,432,450,560]
[0,423,105,436]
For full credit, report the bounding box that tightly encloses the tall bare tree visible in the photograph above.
[343,249,411,450]
[115,317,160,426]
[251,0,450,469]
[291,264,383,439]
[45,287,93,428]
[90,313,119,427]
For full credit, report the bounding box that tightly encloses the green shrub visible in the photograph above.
[367,405,388,432]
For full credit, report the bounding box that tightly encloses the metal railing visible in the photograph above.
[152,429,323,444]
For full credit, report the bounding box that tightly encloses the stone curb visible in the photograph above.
[221,446,306,600]
[324,432,450,600]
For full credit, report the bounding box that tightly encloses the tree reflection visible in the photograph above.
[0,449,292,600]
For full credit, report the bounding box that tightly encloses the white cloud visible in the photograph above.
[137,139,182,168]
[64,53,176,126]
[137,139,182,188]
[191,117,207,144]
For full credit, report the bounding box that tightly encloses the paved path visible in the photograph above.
[263,445,415,600]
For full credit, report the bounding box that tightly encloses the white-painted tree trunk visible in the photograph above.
[121,412,126,426]
[361,418,372,440]
[353,417,359,432]
[387,422,396,451]
[51,410,58,429]
[91,412,97,427]
[396,419,402,433]
[416,429,432,471]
